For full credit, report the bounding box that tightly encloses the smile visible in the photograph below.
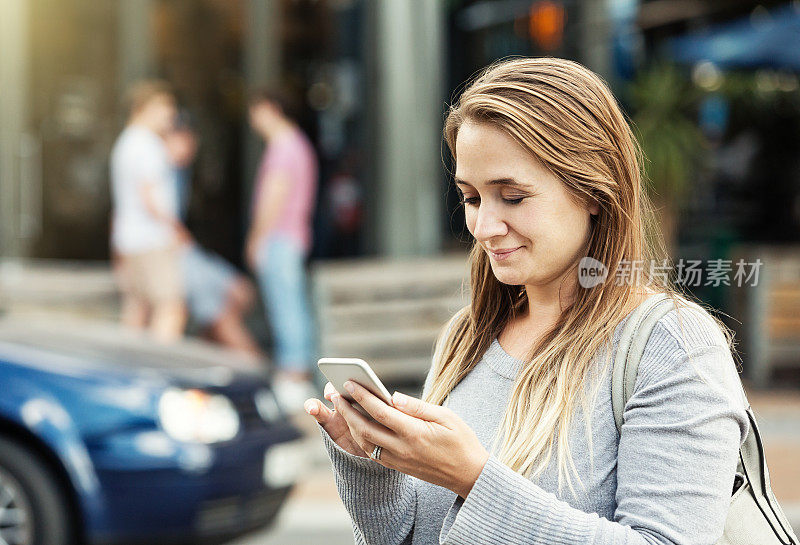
[488,247,521,261]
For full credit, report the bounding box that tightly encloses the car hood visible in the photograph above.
[0,316,267,388]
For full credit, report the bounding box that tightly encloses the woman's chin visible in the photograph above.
[491,267,526,286]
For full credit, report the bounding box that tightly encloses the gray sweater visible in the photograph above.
[319,305,750,545]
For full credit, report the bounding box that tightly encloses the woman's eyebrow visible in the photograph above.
[455,177,527,188]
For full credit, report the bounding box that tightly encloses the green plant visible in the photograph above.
[629,62,706,205]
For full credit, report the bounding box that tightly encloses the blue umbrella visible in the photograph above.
[669,3,800,70]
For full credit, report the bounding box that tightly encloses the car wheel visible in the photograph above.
[0,436,73,545]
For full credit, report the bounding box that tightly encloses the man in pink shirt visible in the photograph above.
[247,89,318,410]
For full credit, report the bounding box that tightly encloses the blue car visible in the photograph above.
[0,317,305,545]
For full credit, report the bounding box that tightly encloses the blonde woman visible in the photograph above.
[304,57,749,545]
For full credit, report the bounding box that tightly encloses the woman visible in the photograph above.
[304,57,749,545]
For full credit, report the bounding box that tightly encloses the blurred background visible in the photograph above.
[1,0,799,544]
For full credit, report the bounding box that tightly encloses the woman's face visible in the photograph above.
[454,121,598,289]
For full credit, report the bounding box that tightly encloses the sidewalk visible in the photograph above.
[747,387,800,532]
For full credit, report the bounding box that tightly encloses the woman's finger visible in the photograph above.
[309,397,370,458]
[344,381,418,435]
[324,381,337,401]
[304,398,334,424]
[332,393,402,455]
[391,391,452,425]
[365,442,400,469]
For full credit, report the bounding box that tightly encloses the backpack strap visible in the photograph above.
[738,405,797,543]
[611,292,675,432]
[611,294,798,544]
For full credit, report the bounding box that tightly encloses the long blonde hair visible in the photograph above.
[426,57,735,496]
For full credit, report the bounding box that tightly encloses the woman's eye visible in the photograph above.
[459,196,525,206]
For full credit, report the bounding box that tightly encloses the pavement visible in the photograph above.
[746,387,800,531]
[229,386,800,544]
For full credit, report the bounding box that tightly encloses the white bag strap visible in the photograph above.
[738,407,797,544]
[611,293,797,544]
[611,292,674,431]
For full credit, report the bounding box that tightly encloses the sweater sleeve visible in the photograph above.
[319,308,467,544]
[439,318,749,545]
[318,424,416,545]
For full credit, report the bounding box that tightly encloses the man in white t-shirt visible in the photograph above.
[110,80,188,342]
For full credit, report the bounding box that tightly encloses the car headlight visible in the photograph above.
[158,388,240,443]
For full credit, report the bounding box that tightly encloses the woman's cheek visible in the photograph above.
[464,210,477,236]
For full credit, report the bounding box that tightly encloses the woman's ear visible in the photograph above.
[588,199,600,216]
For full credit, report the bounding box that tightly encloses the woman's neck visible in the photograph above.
[522,280,578,325]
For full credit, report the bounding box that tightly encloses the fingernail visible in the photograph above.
[392,391,406,407]
[304,400,318,415]
[343,381,355,394]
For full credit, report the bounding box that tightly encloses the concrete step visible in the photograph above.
[320,296,464,334]
[320,326,441,360]
[310,253,469,281]
[358,357,431,383]
[319,281,466,306]
[0,260,119,320]
[311,255,470,305]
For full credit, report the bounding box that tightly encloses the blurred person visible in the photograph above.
[163,114,197,219]
[247,88,318,411]
[163,121,262,358]
[180,244,263,358]
[110,80,187,343]
[304,58,754,545]
[321,150,363,257]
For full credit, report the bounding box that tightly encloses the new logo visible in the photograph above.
[578,257,608,288]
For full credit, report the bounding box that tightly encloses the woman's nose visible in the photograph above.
[471,203,508,240]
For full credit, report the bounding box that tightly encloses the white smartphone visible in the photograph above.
[317,357,394,418]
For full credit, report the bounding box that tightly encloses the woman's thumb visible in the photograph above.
[304,398,333,423]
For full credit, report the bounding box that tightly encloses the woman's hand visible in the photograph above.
[304,382,368,458]
[324,380,490,499]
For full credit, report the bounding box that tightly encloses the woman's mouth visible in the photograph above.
[488,247,521,261]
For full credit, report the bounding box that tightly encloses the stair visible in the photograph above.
[310,254,470,383]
